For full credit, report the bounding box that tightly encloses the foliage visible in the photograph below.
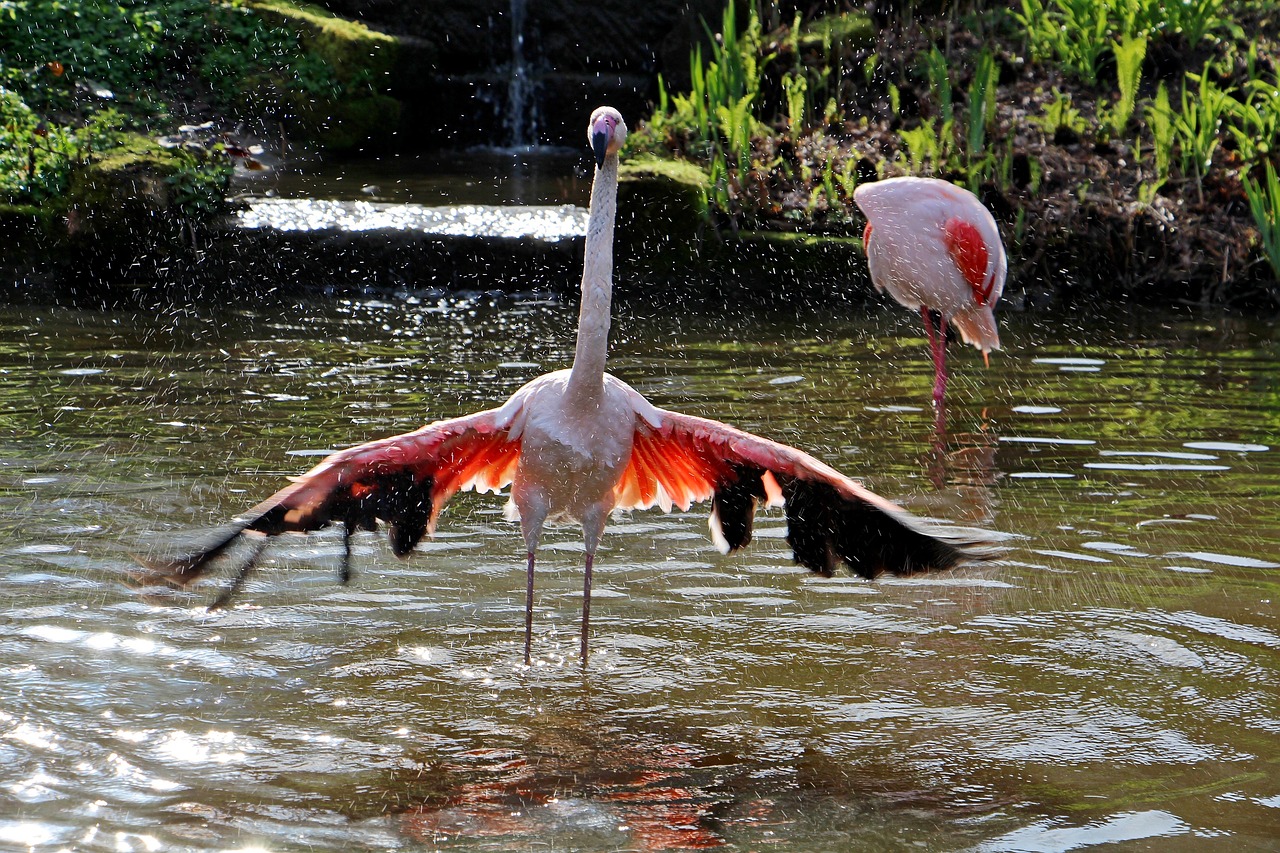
[964,49,999,185]
[632,0,1274,289]
[640,2,771,221]
[167,149,233,220]
[0,91,133,204]
[1139,82,1175,202]
[1172,64,1233,203]
[1221,69,1280,167]
[1016,0,1231,85]
[1242,161,1280,282]
[1107,34,1146,136]
[0,0,340,113]
[1039,89,1087,136]
[0,0,376,212]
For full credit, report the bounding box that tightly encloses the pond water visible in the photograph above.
[1,293,1277,852]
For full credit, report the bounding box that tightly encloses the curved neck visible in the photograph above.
[567,153,618,402]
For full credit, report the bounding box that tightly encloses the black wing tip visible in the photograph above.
[781,476,1004,580]
[133,522,252,587]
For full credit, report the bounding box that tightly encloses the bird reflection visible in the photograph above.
[396,709,777,850]
[919,407,1000,527]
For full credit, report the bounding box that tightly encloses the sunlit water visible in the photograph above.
[1,294,1277,851]
[236,199,588,242]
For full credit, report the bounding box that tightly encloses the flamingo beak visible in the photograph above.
[591,126,610,169]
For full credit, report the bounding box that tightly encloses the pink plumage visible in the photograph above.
[855,176,1007,405]
[143,111,994,665]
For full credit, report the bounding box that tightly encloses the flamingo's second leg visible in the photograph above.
[524,551,536,665]
[581,552,594,663]
[921,306,949,407]
[515,490,549,665]
[579,507,608,665]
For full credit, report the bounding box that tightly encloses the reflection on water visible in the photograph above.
[237,199,589,242]
[0,296,1277,850]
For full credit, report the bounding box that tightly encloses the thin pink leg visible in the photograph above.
[580,552,594,665]
[524,551,535,665]
[921,306,948,408]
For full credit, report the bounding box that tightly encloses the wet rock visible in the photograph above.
[246,0,403,151]
[60,135,193,279]
[617,158,709,266]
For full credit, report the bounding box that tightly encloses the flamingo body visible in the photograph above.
[854,177,1007,405]
[146,111,992,663]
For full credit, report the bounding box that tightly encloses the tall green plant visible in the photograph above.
[1140,82,1175,202]
[924,46,954,124]
[1016,0,1228,83]
[652,2,771,219]
[1173,64,1232,203]
[781,11,807,140]
[1109,34,1147,135]
[965,48,999,184]
[1222,70,1280,166]
[1242,162,1280,283]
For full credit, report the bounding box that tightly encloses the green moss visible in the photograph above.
[299,93,403,152]
[89,134,181,176]
[64,132,192,245]
[621,156,711,190]
[617,156,711,263]
[246,0,400,85]
[245,0,404,151]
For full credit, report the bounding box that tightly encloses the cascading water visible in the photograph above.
[504,0,539,148]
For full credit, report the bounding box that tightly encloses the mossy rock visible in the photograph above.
[246,0,404,151]
[617,156,709,263]
[294,92,403,152]
[66,134,183,240]
[715,231,865,290]
[247,0,401,84]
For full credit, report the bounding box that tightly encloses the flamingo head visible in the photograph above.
[588,106,627,169]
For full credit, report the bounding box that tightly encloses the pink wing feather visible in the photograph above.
[613,409,986,578]
[144,408,522,584]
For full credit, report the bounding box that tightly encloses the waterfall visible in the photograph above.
[504,0,539,147]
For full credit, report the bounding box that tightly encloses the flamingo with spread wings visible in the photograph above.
[145,108,994,664]
[854,177,1007,407]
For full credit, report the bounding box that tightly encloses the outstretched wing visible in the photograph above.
[612,408,991,578]
[143,407,521,586]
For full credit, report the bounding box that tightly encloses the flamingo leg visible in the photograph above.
[581,552,594,665]
[339,522,353,585]
[921,306,949,408]
[524,551,536,665]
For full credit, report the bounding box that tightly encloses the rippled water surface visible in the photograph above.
[1,295,1277,851]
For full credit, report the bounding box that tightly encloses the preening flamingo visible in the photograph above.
[145,108,993,664]
[854,177,1007,407]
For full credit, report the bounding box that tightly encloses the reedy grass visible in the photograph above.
[637,0,1274,291]
[1222,70,1280,166]
[1241,161,1280,283]
[964,48,999,187]
[1107,34,1146,136]
[1173,64,1233,204]
[1016,0,1231,85]
[1139,82,1175,203]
